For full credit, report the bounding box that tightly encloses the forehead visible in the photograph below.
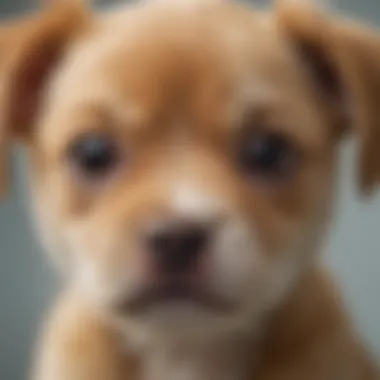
[42,1,325,147]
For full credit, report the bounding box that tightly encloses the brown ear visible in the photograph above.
[277,0,380,196]
[0,0,89,197]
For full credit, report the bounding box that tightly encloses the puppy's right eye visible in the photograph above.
[68,133,120,180]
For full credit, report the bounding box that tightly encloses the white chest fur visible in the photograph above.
[141,339,252,380]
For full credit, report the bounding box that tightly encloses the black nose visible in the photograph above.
[146,220,209,273]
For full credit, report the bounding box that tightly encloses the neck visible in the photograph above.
[142,333,255,380]
[255,266,348,376]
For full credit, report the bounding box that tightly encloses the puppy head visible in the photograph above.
[1,0,380,339]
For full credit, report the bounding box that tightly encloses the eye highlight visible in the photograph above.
[68,132,121,181]
[237,129,299,183]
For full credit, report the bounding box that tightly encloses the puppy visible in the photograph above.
[0,0,379,379]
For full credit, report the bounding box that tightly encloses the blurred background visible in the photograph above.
[1,0,380,379]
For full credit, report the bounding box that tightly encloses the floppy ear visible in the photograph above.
[0,0,89,197]
[277,0,380,196]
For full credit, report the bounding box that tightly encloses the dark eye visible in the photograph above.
[68,133,120,179]
[238,130,298,182]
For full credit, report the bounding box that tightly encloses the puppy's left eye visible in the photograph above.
[68,133,120,179]
[237,130,299,182]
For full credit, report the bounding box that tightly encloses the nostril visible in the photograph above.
[182,228,208,256]
[147,220,209,273]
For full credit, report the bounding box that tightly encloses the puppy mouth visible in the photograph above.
[116,281,234,315]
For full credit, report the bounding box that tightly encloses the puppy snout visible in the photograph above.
[145,219,210,274]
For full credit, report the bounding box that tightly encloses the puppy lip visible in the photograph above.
[115,281,234,315]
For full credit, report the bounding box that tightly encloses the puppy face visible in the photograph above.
[1,0,380,339]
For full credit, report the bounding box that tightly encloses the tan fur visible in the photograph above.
[0,0,379,379]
